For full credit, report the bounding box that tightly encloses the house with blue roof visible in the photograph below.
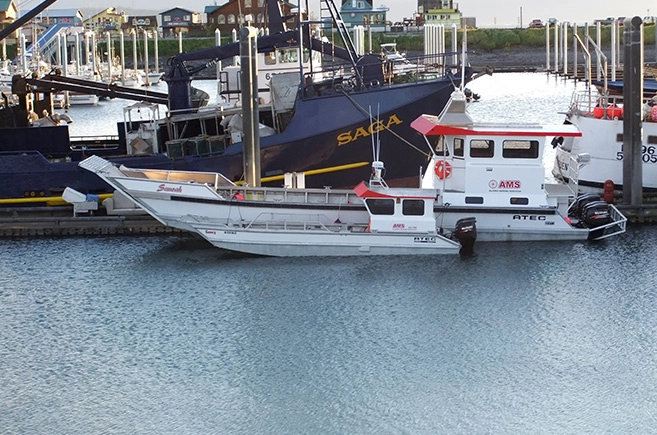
[0,0,19,38]
[340,0,388,30]
[0,0,18,22]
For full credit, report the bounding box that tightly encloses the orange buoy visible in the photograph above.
[593,106,604,118]
[606,105,623,119]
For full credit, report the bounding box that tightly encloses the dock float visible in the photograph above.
[0,206,177,237]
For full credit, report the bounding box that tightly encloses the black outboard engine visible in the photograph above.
[569,193,602,226]
[454,217,477,255]
[581,200,613,227]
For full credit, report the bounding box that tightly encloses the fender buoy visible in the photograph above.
[434,160,452,179]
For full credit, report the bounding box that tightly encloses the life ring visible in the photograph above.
[434,160,452,179]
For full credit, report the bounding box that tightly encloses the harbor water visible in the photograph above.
[2,73,656,434]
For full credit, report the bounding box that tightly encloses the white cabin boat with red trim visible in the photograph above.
[78,90,626,245]
[411,90,626,241]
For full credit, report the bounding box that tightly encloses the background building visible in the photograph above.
[160,7,202,37]
[340,0,388,29]
[83,7,127,35]
[205,0,297,34]
[419,0,461,28]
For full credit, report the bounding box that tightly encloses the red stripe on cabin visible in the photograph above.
[410,115,582,137]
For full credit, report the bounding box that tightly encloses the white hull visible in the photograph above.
[196,225,460,257]
[552,92,657,192]
[68,93,100,106]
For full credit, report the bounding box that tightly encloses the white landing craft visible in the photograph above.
[78,156,476,257]
[79,90,626,245]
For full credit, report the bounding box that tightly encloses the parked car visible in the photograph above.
[594,17,615,25]
[529,19,544,28]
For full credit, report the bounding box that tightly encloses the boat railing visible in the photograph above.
[589,204,627,240]
[302,52,461,96]
[242,212,367,232]
[219,186,361,205]
[572,89,657,122]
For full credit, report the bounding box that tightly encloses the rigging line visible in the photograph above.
[338,89,429,158]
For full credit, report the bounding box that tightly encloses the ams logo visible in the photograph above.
[489,180,521,189]
[337,114,403,146]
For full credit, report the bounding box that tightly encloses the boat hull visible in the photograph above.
[552,113,657,192]
[86,163,600,243]
[0,74,463,199]
[195,226,461,257]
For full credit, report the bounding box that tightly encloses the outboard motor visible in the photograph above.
[581,200,613,240]
[569,193,602,225]
[582,200,613,227]
[454,217,477,255]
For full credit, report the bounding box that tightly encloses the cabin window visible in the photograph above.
[257,13,264,23]
[453,137,464,157]
[217,15,225,24]
[465,196,484,204]
[280,48,298,63]
[470,139,494,158]
[510,197,529,205]
[502,140,539,159]
[366,198,395,215]
[402,199,425,216]
[648,135,657,145]
[264,51,277,65]
[429,135,450,156]
[245,0,252,7]
[258,0,265,6]
[228,14,236,24]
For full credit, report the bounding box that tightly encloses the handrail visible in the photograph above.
[585,34,608,91]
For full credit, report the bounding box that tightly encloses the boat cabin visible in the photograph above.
[411,92,582,208]
[354,182,438,233]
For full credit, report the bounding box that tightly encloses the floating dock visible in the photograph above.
[0,206,177,237]
[0,201,654,240]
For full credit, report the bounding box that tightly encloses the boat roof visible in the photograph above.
[411,114,582,137]
[353,181,435,200]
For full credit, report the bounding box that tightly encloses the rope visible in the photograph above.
[338,88,430,158]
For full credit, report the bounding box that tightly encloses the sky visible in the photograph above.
[19,0,657,28]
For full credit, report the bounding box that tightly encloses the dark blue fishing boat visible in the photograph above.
[0,0,481,200]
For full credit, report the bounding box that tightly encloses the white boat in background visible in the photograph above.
[68,92,100,106]
[78,90,626,244]
[552,89,657,193]
[380,42,423,76]
[142,71,164,85]
[79,156,475,257]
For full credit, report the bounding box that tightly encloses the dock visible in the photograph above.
[0,200,654,240]
[0,206,177,237]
